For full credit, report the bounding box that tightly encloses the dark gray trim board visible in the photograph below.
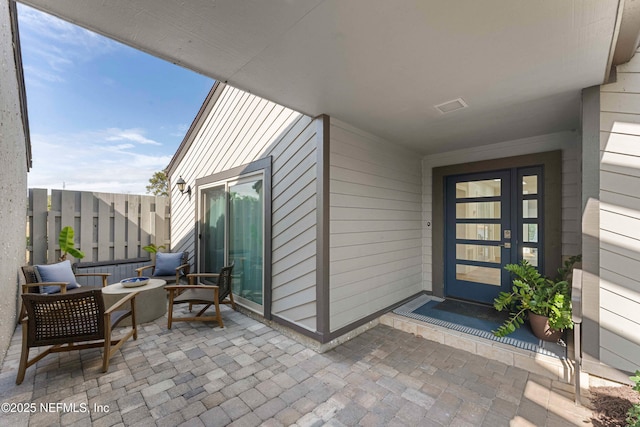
[195,157,272,189]
[272,314,325,343]
[194,157,273,320]
[432,150,563,299]
[316,115,330,336]
[273,291,429,344]
[325,291,429,343]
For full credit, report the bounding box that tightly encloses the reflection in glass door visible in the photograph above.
[199,173,265,313]
[229,178,264,310]
[201,186,226,274]
[445,167,543,304]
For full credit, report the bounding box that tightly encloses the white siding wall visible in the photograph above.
[598,49,640,371]
[422,131,580,291]
[329,119,423,331]
[170,84,319,331]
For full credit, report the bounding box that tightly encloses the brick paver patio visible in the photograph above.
[0,306,593,426]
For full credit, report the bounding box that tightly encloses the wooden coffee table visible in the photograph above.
[102,278,167,325]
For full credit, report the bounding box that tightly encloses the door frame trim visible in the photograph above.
[432,150,562,299]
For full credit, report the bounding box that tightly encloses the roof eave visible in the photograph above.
[10,1,32,171]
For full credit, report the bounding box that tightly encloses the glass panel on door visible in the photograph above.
[522,224,538,242]
[456,202,501,219]
[456,224,501,241]
[229,178,264,308]
[201,186,226,274]
[522,175,538,194]
[519,170,543,272]
[455,265,501,286]
[455,244,501,263]
[456,180,501,198]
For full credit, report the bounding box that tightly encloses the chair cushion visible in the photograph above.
[154,252,183,276]
[35,260,80,294]
[173,288,217,305]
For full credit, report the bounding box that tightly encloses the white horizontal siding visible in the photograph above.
[169,84,318,331]
[329,119,422,332]
[422,131,580,291]
[598,53,640,371]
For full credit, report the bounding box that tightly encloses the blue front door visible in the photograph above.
[445,167,543,304]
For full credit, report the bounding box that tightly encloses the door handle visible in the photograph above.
[499,243,511,248]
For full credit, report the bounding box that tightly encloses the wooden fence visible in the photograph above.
[27,189,170,266]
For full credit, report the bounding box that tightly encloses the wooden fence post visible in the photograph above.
[28,188,48,265]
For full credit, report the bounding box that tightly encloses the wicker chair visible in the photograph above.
[166,264,235,329]
[16,290,138,385]
[19,264,110,323]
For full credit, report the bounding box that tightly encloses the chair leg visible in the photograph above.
[214,288,223,328]
[16,324,29,385]
[167,290,174,329]
[131,298,138,340]
[17,303,25,325]
[103,319,111,372]
[228,291,236,310]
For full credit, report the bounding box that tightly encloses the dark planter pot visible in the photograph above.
[528,311,563,342]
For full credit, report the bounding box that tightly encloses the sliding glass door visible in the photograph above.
[199,173,264,313]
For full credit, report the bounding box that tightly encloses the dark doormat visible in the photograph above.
[393,295,567,359]
[433,299,510,323]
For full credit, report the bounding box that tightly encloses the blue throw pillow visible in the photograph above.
[154,252,183,276]
[36,260,80,294]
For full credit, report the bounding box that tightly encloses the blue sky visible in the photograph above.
[19,4,214,194]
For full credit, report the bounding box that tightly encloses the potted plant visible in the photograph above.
[492,254,581,340]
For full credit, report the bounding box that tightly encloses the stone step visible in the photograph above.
[380,312,575,384]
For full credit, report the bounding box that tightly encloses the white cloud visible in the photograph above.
[105,128,162,146]
[18,4,120,87]
[18,5,118,54]
[27,130,171,194]
[23,65,65,85]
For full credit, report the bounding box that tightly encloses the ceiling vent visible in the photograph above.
[434,98,468,114]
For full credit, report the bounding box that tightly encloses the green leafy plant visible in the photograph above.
[627,370,640,427]
[492,254,581,337]
[142,243,166,254]
[58,226,85,261]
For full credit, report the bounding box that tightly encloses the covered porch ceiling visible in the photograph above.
[18,0,639,154]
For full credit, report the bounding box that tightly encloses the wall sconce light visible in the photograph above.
[176,176,191,198]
